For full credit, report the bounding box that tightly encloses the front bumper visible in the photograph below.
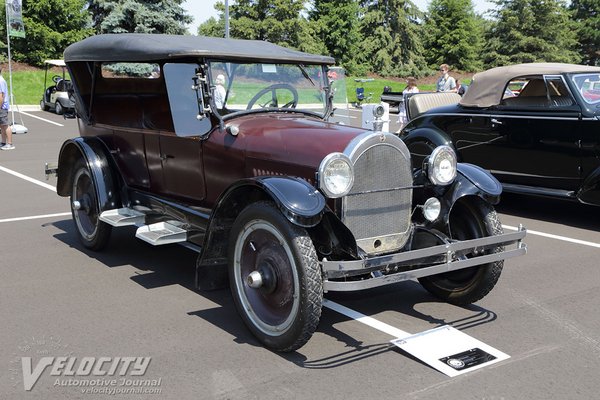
[321,226,527,292]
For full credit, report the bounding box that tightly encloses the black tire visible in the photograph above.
[70,158,111,251]
[55,101,64,115]
[228,201,323,352]
[40,99,49,111]
[418,198,504,305]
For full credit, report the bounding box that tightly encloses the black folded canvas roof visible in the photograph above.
[64,33,335,65]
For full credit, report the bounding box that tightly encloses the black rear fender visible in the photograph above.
[56,137,119,212]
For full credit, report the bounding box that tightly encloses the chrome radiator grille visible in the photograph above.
[342,135,413,254]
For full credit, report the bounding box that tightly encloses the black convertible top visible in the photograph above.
[64,33,335,65]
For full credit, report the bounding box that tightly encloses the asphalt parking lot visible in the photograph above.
[1,108,599,399]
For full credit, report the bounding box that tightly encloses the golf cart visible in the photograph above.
[40,59,74,115]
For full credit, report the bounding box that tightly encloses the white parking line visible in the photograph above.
[19,111,65,126]
[0,212,71,224]
[0,165,57,192]
[503,224,600,249]
[323,299,410,338]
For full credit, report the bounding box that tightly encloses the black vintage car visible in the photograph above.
[47,34,526,352]
[400,63,600,206]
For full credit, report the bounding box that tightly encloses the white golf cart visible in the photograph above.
[40,59,74,115]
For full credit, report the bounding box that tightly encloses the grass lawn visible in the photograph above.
[7,68,444,106]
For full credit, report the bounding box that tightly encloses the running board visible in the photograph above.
[135,222,187,245]
[99,208,146,227]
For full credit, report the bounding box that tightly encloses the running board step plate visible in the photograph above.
[100,208,146,227]
[136,222,187,245]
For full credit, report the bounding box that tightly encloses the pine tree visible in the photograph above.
[88,0,192,34]
[358,0,429,77]
[483,0,580,67]
[570,0,600,65]
[423,0,484,71]
[309,0,361,74]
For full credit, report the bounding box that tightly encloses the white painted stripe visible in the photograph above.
[0,165,57,192]
[503,224,600,249]
[0,212,71,223]
[323,299,410,338]
[19,111,64,126]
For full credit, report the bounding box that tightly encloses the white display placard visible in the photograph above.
[391,325,509,377]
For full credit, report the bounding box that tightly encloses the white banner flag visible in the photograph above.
[7,0,26,38]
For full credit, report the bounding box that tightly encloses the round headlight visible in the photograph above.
[428,145,457,185]
[318,153,354,198]
[423,197,441,221]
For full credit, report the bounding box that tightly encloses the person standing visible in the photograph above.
[213,74,227,109]
[397,77,420,129]
[436,64,457,93]
[0,67,14,150]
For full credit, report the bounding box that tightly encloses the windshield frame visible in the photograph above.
[206,59,333,121]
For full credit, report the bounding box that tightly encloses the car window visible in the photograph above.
[101,62,160,79]
[572,73,600,105]
[544,76,575,107]
[501,76,575,108]
[208,61,327,117]
[163,63,212,137]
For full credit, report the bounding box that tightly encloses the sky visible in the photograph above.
[182,0,496,35]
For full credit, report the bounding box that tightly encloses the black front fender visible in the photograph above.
[195,176,326,290]
[439,163,502,224]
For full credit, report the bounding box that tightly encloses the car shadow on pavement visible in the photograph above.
[497,193,600,231]
[293,283,497,369]
[50,219,500,365]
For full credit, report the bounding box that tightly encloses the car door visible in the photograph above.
[158,63,212,201]
[456,76,583,192]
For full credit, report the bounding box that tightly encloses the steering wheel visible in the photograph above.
[52,75,63,84]
[246,83,298,110]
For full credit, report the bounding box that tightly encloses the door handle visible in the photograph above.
[160,154,174,160]
[490,118,503,125]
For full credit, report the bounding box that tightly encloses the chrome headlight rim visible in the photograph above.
[318,152,354,198]
[427,145,457,186]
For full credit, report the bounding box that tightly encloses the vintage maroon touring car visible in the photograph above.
[47,34,526,351]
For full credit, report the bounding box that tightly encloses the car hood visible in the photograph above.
[230,113,368,177]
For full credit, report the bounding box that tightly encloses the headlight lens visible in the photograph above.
[423,197,441,221]
[318,153,354,198]
[428,145,457,185]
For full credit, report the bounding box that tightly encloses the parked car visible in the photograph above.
[400,63,600,206]
[47,34,526,352]
[40,59,75,115]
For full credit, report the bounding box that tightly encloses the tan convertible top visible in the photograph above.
[459,63,600,108]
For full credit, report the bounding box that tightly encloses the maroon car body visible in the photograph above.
[49,34,526,352]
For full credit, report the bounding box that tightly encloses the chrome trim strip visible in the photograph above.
[323,247,526,292]
[320,228,526,273]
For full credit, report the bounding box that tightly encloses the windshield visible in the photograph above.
[571,73,600,106]
[208,61,329,117]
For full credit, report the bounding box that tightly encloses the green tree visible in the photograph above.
[88,0,192,34]
[483,0,580,67]
[570,0,600,65]
[227,0,306,49]
[4,0,93,66]
[198,1,327,56]
[309,0,360,74]
[423,0,483,71]
[357,0,428,77]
